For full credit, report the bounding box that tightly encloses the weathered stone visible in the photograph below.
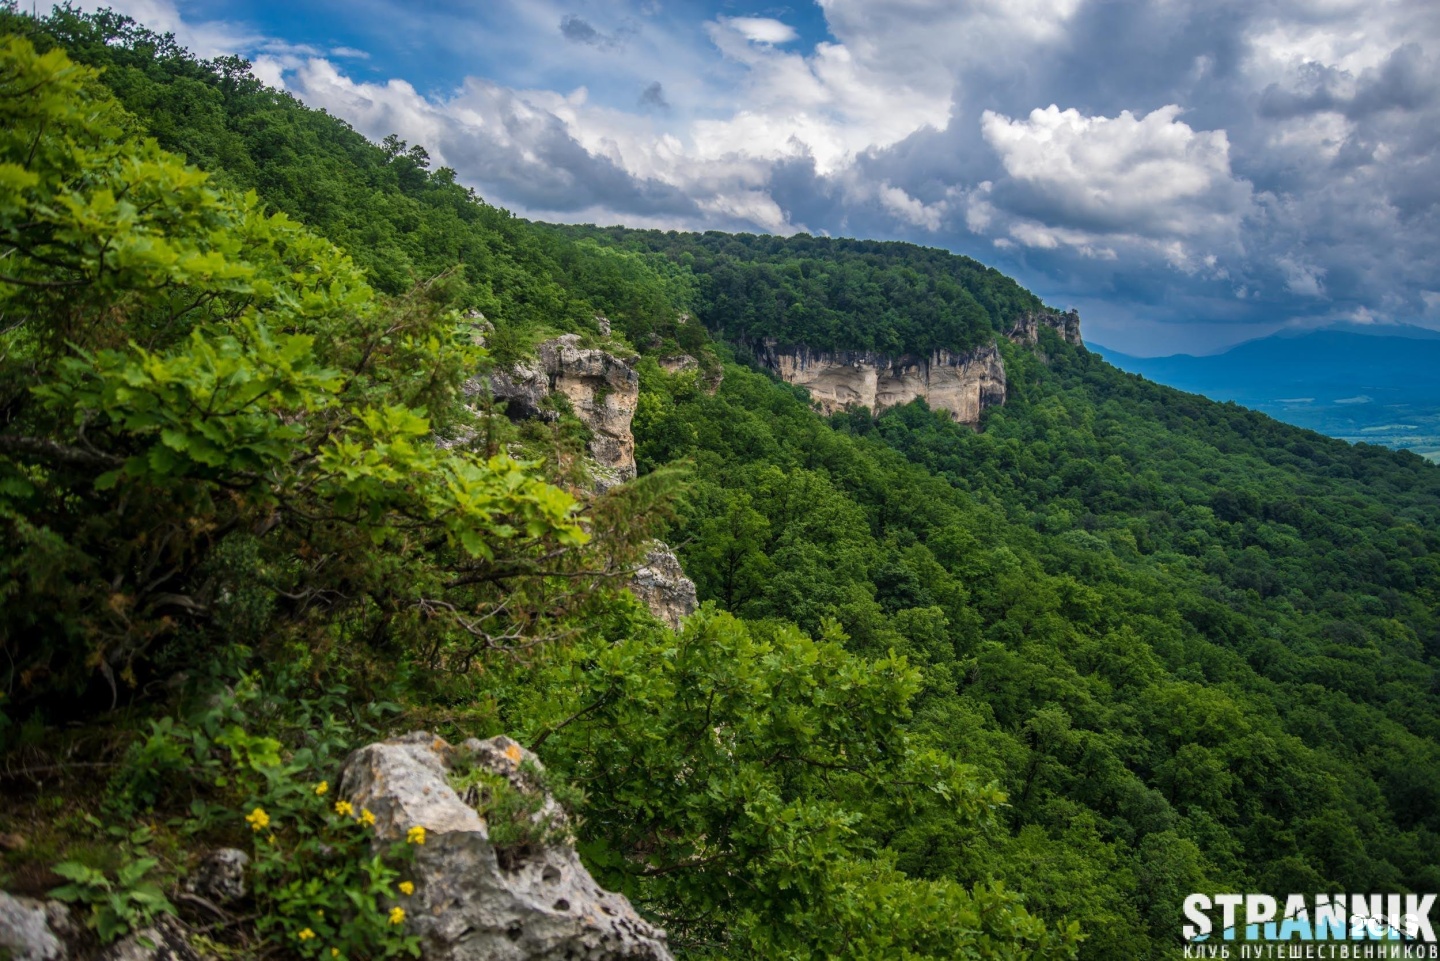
[0,893,67,961]
[1005,310,1083,348]
[594,315,611,337]
[536,336,639,488]
[482,359,554,424]
[753,340,1007,425]
[96,918,201,961]
[630,543,698,630]
[183,848,249,906]
[658,355,698,374]
[339,732,672,961]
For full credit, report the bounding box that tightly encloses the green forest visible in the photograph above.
[2,8,1438,961]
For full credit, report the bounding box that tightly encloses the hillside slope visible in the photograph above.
[2,10,1439,961]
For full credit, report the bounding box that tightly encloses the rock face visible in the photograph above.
[477,336,639,488]
[753,340,1007,425]
[1006,310,1083,348]
[339,732,673,961]
[536,336,639,488]
[629,543,698,630]
[0,893,69,961]
[488,359,553,424]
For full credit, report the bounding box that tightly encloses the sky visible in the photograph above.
[73,0,1440,355]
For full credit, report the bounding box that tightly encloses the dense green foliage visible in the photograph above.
[2,7,1438,961]
[638,336,1440,957]
[555,225,1046,356]
[0,16,1073,961]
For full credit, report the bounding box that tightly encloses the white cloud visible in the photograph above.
[68,0,1440,351]
[724,17,799,45]
[975,104,1253,265]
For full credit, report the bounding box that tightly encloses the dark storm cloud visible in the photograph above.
[282,0,1440,351]
[823,0,1440,348]
[639,81,668,109]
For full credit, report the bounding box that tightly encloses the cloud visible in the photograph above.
[70,0,1440,352]
[639,81,669,110]
[558,14,636,51]
[975,104,1253,266]
[724,17,799,45]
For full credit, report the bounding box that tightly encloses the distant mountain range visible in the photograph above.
[1093,324,1440,462]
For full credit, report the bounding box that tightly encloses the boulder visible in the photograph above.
[657,355,697,374]
[629,544,698,631]
[0,893,69,961]
[339,732,672,961]
[183,848,249,906]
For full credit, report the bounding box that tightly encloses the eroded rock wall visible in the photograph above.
[1005,310,1083,348]
[754,341,1007,425]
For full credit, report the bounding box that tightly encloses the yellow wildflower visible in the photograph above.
[406,825,426,845]
[245,807,270,832]
[314,781,329,796]
[398,881,415,896]
[331,951,340,958]
[297,928,316,941]
[388,906,405,926]
[359,808,376,826]
[334,800,354,817]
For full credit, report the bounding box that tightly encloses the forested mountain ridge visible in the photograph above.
[2,8,1439,961]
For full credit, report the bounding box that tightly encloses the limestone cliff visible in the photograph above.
[752,340,1007,425]
[629,543,698,631]
[535,336,638,488]
[473,335,639,488]
[1006,310,1083,348]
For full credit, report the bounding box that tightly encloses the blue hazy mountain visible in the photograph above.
[1093,324,1440,462]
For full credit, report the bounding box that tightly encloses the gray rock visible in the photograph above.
[96,918,200,961]
[657,355,698,374]
[630,543,698,631]
[183,848,248,906]
[0,893,68,961]
[752,339,1007,426]
[485,359,554,424]
[339,732,672,961]
[594,315,611,337]
[1005,309,1084,348]
[535,337,638,488]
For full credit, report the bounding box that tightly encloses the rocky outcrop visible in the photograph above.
[474,335,639,488]
[488,359,553,424]
[630,543,698,630]
[340,732,672,961]
[0,894,198,961]
[658,354,698,374]
[536,336,638,488]
[0,893,71,961]
[1006,310,1083,348]
[753,340,1007,425]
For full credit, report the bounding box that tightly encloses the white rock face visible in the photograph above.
[756,341,1007,425]
[630,543,698,630]
[339,732,673,961]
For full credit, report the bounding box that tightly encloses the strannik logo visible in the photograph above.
[1182,894,1439,958]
